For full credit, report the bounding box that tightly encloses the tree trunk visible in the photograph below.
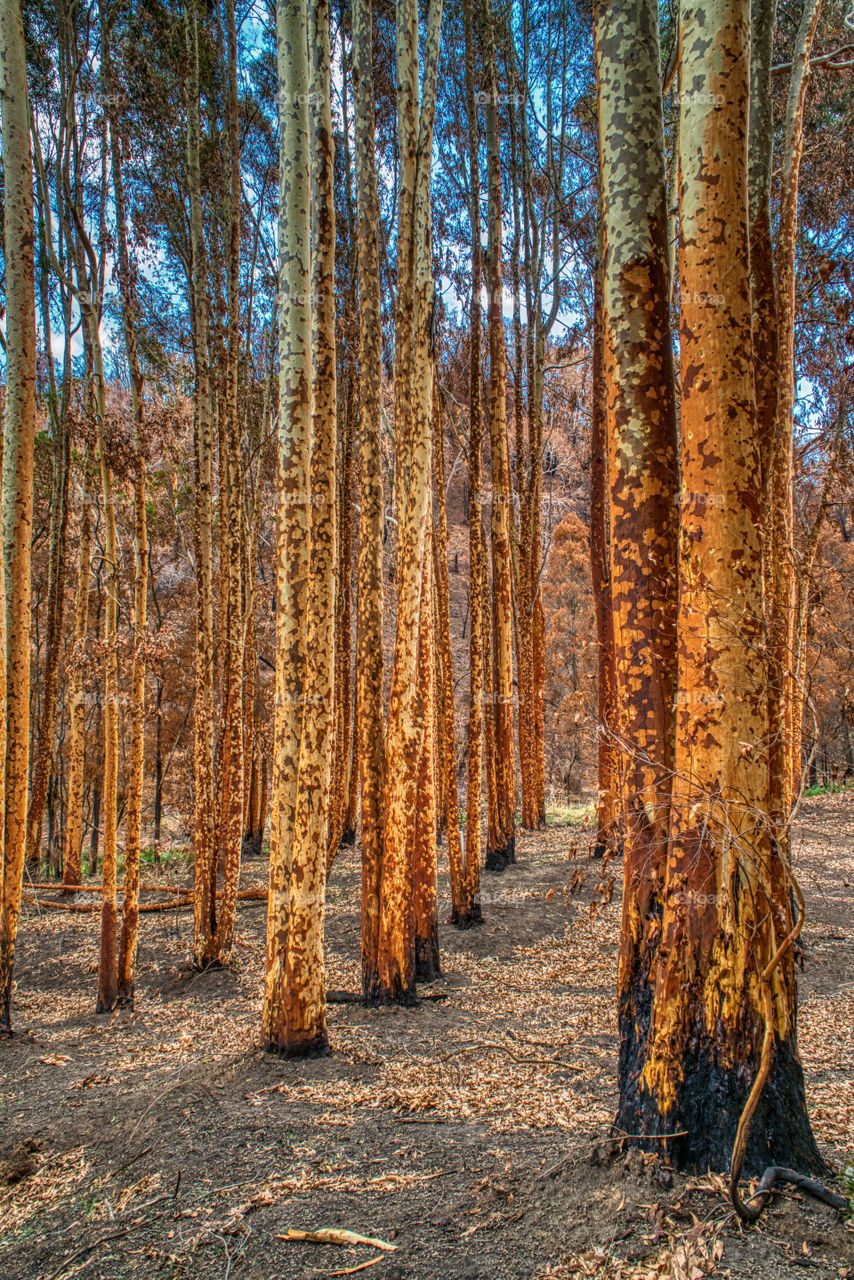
[186,0,217,966]
[633,0,821,1175]
[353,0,387,1001]
[24,407,70,869]
[102,4,148,1006]
[589,212,620,860]
[154,678,163,854]
[92,326,120,1014]
[328,375,355,868]
[264,0,312,1037]
[213,0,246,963]
[63,467,93,891]
[481,0,516,871]
[596,0,679,1133]
[263,0,336,1055]
[749,0,784,834]
[433,399,466,925]
[773,0,823,807]
[377,0,443,1003]
[412,537,440,981]
[462,0,485,926]
[0,0,36,1034]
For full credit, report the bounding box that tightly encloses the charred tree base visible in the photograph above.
[0,972,12,1036]
[340,823,358,848]
[241,832,263,859]
[372,977,420,1007]
[415,933,441,982]
[450,903,484,929]
[485,836,516,872]
[264,1031,330,1059]
[616,1031,824,1176]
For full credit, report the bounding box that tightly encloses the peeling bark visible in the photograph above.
[630,0,821,1174]
[595,0,678,1118]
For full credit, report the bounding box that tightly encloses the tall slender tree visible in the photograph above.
[0,0,37,1031]
[461,0,485,927]
[185,0,218,967]
[263,0,337,1054]
[595,0,679,1128]
[589,216,620,860]
[352,0,387,1000]
[773,0,823,803]
[376,0,443,1002]
[433,399,466,925]
[62,462,93,890]
[101,0,148,1006]
[629,0,821,1174]
[481,0,516,871]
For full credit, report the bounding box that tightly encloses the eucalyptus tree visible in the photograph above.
[620,0,821,1174]
[352,0,388,999]
[376,0,443,1002]
[0,0,37,1033]
[595,0,678,1122]
[263,0,337,1054]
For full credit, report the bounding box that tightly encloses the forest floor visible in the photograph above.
[2,794,853,1280]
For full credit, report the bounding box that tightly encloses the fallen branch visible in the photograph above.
[22,886,268,914]
[735,1165,848,1218]
[22,893,191,914]
[278,1228,397,1251]
[327,1260,385,1276]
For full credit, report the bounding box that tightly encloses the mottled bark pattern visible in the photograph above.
[632,0,821,1174]
[433,407,466,925]
[63,467,93,889]
[377,0,443,1003]
[92,332,120,1013]
[185,0,217,967]
[24,414,69,867]
[590,222,620,859]
[263,0,335,1055]
[461,0,484,927]
[774,0,822,806]
[595,0,678,1116]
[412,546,440,981]
[481,0,516,872]
[264,0,313,1042]
[352,0,387,1001]
[103,5,147,1005]
[214,0,246,963]
[0,0,36,1031]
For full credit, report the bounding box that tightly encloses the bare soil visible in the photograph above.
[2,794,853,1280]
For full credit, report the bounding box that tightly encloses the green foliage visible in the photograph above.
[803,780,853,797]
[545,802,594,828]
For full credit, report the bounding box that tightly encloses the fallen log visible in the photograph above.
[22,886,268,915]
